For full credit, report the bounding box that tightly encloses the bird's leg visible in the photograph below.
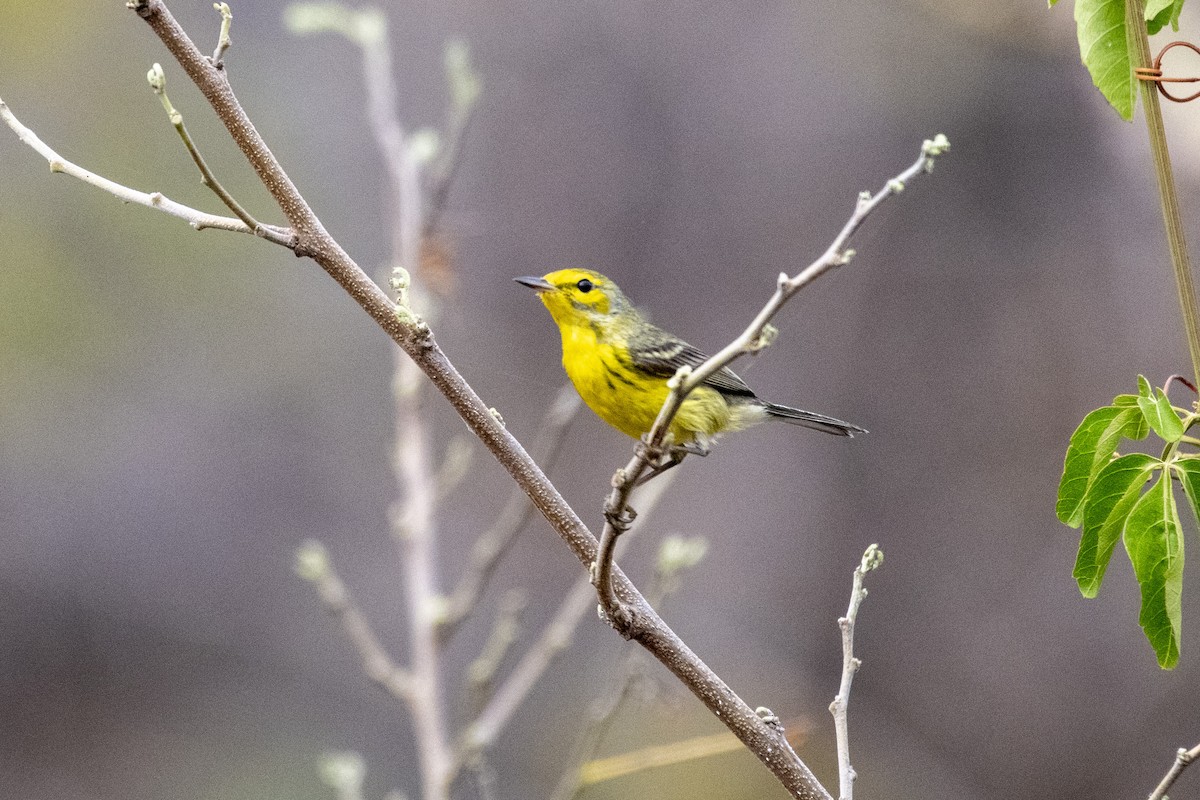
[634,441,708,487]
[675,441,711,458]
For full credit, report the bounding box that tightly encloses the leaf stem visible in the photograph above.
[1128,0,1200,387]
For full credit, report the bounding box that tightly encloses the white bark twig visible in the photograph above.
[0,96,294,245]
[1147,742,1200,800]
[829,544,884,800]
[391,347,455,800]
[372,20,452,798]
[210,2,233,68]
[594,135,949,626]
[287,7,458,798]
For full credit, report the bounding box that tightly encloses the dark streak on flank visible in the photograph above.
[602,356,639,388]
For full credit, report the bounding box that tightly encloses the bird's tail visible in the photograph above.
[763,402,867,437]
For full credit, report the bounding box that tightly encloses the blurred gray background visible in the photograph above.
[3,1,1199,799]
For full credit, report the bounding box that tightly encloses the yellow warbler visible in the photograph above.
[515,268,864,451]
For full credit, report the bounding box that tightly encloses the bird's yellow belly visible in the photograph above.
[559,326,731,443]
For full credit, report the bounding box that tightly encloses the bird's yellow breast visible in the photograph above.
[557,320,734,444]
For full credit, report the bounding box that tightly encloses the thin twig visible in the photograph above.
[829,544,883,800]
[367,19,455,788]
[210,2,232,68]
[346,8,421,276]
[146,62,270,236]
[594,136,949,625]
[0,97,294,245]
[1148,742,1200,800]
[323,7,458,797]
[440,384,582,640]
[295,541,414,702]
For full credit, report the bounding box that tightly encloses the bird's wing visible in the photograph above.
[626,330,756,398]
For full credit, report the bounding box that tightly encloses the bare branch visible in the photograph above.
[286,4,421,274]
[0,96,294,245]
[295,541,414,702]
[146,63,277,239]
[829,544,883,800]
[594,136,949,624]
[1148,743,1200,800]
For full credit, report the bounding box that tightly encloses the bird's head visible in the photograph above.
[514,269,630,327]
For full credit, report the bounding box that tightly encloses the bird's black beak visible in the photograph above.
[514,275,555,293]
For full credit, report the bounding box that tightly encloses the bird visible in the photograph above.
[514,268,864,455]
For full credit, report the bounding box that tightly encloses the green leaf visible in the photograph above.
[1173,457,1200,528]
[1071,0,1136,120]
[1123,475,1184,668]
[1074,453,1160,596]
[1057,404,1151,527]
[1146,0,1185,34]
[1137,387,1185,442]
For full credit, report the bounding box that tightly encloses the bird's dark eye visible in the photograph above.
[576,278,594,293]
